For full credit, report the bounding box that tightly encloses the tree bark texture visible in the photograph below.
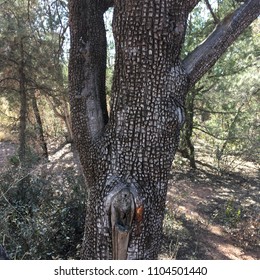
[68,0,260,259]
[69,0,108,185]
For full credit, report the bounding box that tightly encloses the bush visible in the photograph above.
[0,164,86,260]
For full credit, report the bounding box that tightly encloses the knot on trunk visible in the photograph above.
[111,188,135,232]
[111,188,135,260]
[104,176,143,259]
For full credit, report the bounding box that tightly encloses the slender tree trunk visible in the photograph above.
[179,90,196,169]
[18,39,27,165]
[62,97,73,143]
[17,38,31,196]
[31,92,48,159]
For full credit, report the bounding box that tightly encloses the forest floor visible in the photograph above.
[0,140,259,260]
[161,155,260,260]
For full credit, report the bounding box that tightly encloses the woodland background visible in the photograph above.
[0,0,259,259]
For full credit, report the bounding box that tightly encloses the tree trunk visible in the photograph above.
[69,0,193,260]
[68,0,260,260]
[17,38,31,194]
[18,39,27,165]
[95,0,190,259]
[179,90,196,169]
[31,92,48,159]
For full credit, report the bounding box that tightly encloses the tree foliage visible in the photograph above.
[179,1,259,170]
[0,0,70,156]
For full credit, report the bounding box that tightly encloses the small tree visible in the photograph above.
[179,1,260,169]
[0,0,69,160]
[68,0,260,259]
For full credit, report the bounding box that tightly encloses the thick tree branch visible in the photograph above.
[68,0,109,186]
[183,0,260,89]
[69,0,108,145]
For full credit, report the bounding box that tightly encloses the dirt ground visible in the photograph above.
[161,160,260,260]
[1,141,259,260]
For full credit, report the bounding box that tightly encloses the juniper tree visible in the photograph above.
[68,0,260,259]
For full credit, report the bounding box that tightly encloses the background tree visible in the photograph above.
[179,1,259,170]
[0,0,69,162]
[68,0,260,259]
[0,1,77,259]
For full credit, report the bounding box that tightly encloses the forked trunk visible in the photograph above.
[71,0,189,260]
[68,0,260,260]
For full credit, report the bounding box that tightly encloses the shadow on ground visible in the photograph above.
[1,141,259,259]
[160,162,259,260]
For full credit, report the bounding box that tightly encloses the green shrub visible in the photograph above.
[0,165,86,260]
